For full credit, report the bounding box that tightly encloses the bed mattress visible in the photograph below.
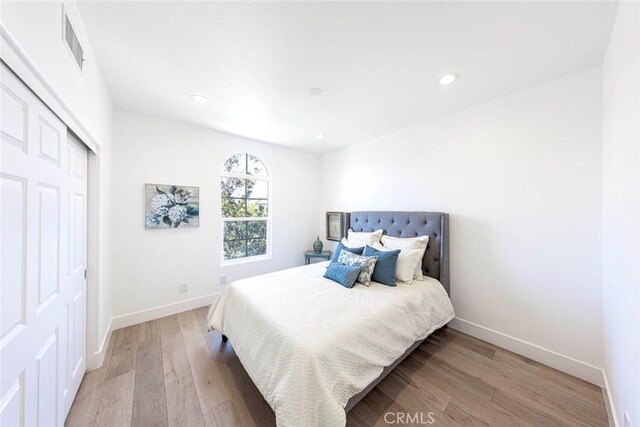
[207,261,455,427]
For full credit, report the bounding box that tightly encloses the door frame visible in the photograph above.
[1,23,106,370]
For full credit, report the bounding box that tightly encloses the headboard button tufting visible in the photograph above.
[348,211,448,296]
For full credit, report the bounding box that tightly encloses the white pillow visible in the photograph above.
[380,235,429,280]
[341,229,383,248]
[371,242,423,284]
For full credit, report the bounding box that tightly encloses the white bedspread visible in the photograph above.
[207,261,455,427]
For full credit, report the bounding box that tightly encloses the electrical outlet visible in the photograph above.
[178,283,188,293]
[624,411,631,427]
[220,275,227,285]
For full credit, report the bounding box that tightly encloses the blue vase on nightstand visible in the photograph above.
[313,236,323,254]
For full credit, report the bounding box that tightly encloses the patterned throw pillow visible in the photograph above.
[338,250,378,286]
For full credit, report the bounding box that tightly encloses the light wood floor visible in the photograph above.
[66,307,609,426]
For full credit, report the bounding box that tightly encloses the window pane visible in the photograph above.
[247,238,267,256]
[246,180,268,199]
[224,221,247,240]
[246,199,268,217]
[221,153,270,262]
[224,240,246,260]
[223,154,246,174]
[221,177,245,198]
[246,220,267,238]
[221,198,246,218]
[247,154,267,176]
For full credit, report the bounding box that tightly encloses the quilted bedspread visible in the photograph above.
[207,261,454,427]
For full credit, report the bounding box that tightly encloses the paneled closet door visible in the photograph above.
[0,63,87,426]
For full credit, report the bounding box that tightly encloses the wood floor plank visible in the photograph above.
[162,327,193,380]
[162,326,205,427]
[74,364,108,404]
[419,353,497,400]
[132,337,168,426]
[193,306,211,336]
[66,330,118,426]
[203,400,242,427]
[444,401,490,427]
[211,335,275,426]
[347,387,419,427]
[445,329,605,410]
[376,369,451,412]
[153,314,182,336]
[375,371,462,426]
[111,321,162,351]
[432,340,608,426]
[111,325,142,351]
[446,393,531,427]
[390,358,453,410]
[492,347,606,405]
[394,352,495,406]
[106,342,137,380]
[178,310,232,414]
[75,331,116,401]
[434,327,497,359]
[65,386,102,427]
[138,319,163,341]
[166,374,206,427]
[94,371,136,427]
[197,316,271,427]
[487,376,607,427]
[491,389,564,426]
[68,310,610,427]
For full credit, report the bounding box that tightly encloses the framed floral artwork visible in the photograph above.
[145,184,200,229]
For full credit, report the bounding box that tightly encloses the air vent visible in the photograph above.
[64,14,84,71]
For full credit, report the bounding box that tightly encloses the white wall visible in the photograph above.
[321,68,604,381]
[1,1,114,360]
[111,109,321,317]
[1,1,112,145]
[602,1,640,425]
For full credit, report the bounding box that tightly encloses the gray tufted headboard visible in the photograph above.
[346,211,450,295]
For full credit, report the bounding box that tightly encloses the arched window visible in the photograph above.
[221,153,270,263]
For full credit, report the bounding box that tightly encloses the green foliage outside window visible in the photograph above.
[221,153,269,260]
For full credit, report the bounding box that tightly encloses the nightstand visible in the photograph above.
[305,250,332,265]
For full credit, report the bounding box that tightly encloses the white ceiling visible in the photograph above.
[78,1,618,152]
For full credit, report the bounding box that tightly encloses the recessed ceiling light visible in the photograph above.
[190,94,208,104]
[316,133,325,140]
[310,87,323,96]
[438,73,459,86]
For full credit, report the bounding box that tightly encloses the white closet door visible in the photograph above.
[0,63,87,426]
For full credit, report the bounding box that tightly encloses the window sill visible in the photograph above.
[221,254,271,267]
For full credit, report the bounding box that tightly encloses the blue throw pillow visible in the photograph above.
[330,242,364,262]
[363,245,400,287]
[323,261,362,288]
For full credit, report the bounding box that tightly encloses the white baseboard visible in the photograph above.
[601,370,619,427]
[94,319,113,370]
[111,293,219,331]
[448,317,605,387]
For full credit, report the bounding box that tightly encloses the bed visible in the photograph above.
[207,211,454,427]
